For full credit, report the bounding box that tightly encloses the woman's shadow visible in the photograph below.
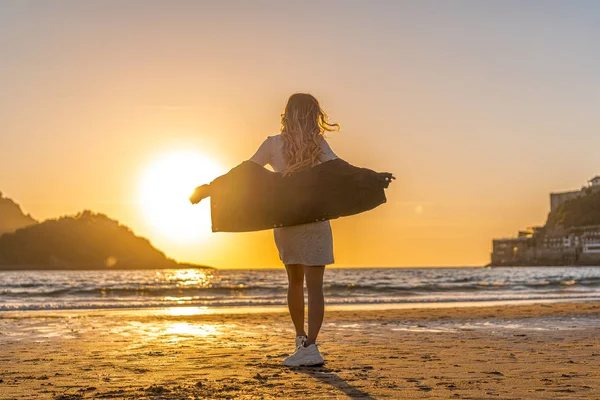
[294,366,377,399]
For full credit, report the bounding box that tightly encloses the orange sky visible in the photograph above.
[1,2,599,268]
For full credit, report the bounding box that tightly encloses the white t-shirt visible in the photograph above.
[249,134,337,173]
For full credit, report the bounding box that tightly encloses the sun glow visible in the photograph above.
[139,150,223,242]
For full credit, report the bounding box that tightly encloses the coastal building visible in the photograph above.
[491,172,600,265]
[520,226,543,237]
[492,225,600,266]
[491,226,546,265]
[550,190,583,212]
[582,232,600,254]
[550,175,600,212]
[543,229,580,249]
[491,237,531,265]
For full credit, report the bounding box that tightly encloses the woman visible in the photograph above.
[248,93,339,367]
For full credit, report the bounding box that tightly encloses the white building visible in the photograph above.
[543,230,600,252]
[582,232,600,254]
[544,234,580,249]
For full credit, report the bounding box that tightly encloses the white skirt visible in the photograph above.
[273,221,334,266]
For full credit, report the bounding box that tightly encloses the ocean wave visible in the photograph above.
[2,293,600,312]
[3,278,600,298]
[0,285,289,298]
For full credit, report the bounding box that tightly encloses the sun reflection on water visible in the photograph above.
[161,268,213,287]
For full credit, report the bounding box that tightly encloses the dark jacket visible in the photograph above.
[196,158,393,233]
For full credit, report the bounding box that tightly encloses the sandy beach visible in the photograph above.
[1,301,600,399]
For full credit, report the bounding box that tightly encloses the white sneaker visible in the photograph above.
[295,335,307,349]
[283,344,325,367]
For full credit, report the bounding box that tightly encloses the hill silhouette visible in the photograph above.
[0,210,210,270]
[0,191,37,235]
[546,189,600,229]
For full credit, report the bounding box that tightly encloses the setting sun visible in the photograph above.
[139,150,223,242]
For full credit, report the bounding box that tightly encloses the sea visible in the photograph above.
[1,266,600,312]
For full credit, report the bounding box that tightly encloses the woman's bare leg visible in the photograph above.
[285,264,306,337]
[304,265,325,346]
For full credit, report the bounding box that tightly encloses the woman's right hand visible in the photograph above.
[189,184,211,204]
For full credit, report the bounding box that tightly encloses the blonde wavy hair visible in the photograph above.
[280,93,340,176]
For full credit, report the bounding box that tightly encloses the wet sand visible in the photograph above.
[1,302,600,399]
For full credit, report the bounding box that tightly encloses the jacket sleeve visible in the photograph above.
[248,137,271,167]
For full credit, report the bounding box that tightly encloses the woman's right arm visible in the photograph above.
[191,137,271,204]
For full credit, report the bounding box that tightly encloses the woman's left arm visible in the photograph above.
[320,138,338,162]
[249,137,272,167]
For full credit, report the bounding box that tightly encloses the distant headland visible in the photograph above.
[0,191,37,235]
[491,176,600,266]
[0,192,211,270]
